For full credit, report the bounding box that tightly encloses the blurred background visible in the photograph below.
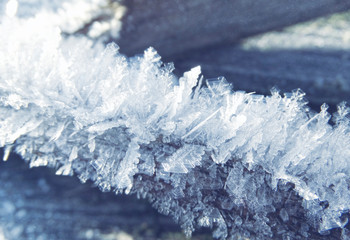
[2,0,350,239]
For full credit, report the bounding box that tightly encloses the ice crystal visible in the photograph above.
[1,1,350,239]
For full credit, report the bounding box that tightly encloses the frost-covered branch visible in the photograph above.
[1,1,350,239]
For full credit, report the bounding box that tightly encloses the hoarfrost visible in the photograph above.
[1,1,350,239]
[1,0,125,39]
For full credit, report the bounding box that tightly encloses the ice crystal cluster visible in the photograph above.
[1,1,350,239]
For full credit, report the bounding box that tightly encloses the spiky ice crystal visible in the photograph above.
[1,1,350,239]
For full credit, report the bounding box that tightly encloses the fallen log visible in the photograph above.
[117,0,350,57]
[175,47,350,111]
[0,152,200,240]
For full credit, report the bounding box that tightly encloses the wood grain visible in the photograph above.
[175,47,350,111]
[117,0,350,57]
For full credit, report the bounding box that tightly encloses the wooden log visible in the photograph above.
[174,47,350,112]
[0,153,198,240]
[0,154,346,240]
[117,0,350,57]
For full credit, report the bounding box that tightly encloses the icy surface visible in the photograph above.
[1,1,350,239]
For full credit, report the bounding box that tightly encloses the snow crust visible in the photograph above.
[1,1,350,239]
